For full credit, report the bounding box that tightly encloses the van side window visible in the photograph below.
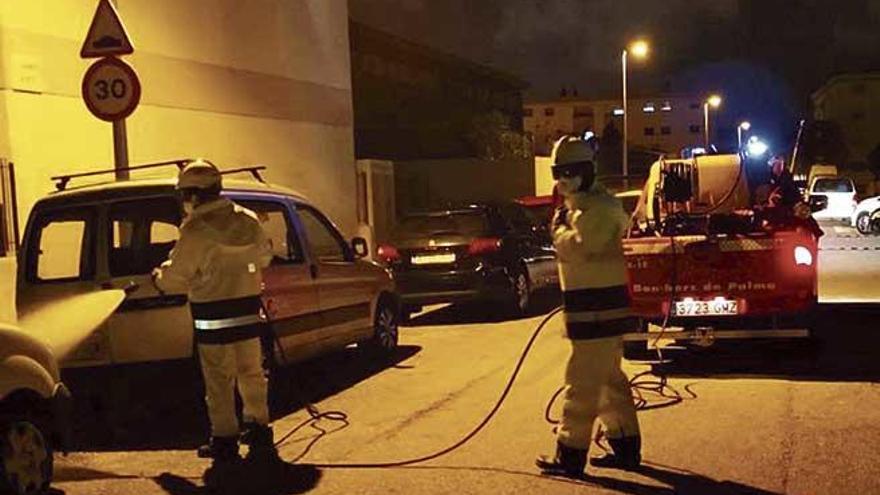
[236,199,304,264]
[296,205,350,263]
[108,197,181,277]
[29,209,95,282]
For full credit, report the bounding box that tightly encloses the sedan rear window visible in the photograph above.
[813,178,853,193]
[396,211,489,237]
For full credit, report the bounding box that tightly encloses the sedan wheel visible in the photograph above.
[510,270,531,315]
[0,420,52,495]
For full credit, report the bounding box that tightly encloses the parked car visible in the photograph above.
[0,324,66,495]
[378,202,558,319]
[807,176,858,221]
[16,160,400,420]
[516,189,643,225]
[852,195,880,235]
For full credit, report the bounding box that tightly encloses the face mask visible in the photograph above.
[556,176,583,197]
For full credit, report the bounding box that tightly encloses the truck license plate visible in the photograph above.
[674,298,738,317]
[411,253,456,265]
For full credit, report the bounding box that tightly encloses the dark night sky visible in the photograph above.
[349,0,880,154]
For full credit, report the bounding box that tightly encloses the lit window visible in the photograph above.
[643,103,655,113]
[661,101,672,111]
[613,108,624,116]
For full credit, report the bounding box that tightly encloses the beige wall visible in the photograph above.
[0,0,357,236]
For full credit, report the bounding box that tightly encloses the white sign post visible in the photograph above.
[81,0,136,179]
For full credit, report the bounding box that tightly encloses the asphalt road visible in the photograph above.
[52,223,880,495]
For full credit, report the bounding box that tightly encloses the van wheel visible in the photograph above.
[0,418,53,495]
[364,300,399,355]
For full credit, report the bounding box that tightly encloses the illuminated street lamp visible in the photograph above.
[622,39,649,180]
[703,94,722,147]
[737,121,751,149]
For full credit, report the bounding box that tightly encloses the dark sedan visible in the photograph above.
[377,203,558,320]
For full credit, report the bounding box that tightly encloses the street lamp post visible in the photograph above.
[621,40,648,182]
[703,94,722,148]
[737,121,751,149]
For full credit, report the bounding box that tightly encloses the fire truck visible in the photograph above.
[519,153,822,359]
[621,153,821,358]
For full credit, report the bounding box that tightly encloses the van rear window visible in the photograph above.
[108,197,181,277]
[813,178,853,193]
[28,208,96,283]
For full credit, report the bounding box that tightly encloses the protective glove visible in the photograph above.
[553,206,570,229]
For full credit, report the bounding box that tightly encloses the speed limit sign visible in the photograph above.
[81,56,141,121]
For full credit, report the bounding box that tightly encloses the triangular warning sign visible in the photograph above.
[80,0,134,58]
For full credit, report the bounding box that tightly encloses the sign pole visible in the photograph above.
[112,119,129,180]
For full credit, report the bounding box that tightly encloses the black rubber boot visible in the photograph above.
[243,424,280,464]
[590,435,641,471]
[536,441,588,478]
[197,436,240,463]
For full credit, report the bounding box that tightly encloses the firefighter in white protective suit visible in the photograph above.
[536,135,642,478]
[151,160,276,465]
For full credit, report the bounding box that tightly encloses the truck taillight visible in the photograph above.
[377,244,400,263]
[468,237,502,255]
[794,245,813,266]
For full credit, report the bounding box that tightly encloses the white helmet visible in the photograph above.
[551,135,598,169]
[177,159,222,191]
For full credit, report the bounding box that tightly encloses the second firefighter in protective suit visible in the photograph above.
[536,135,642,478]
[152,160,276,465]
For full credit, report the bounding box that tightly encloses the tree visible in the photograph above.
[466,111,532,161]
[597,121,622,176]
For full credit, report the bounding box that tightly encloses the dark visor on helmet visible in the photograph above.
[551,162,592,180]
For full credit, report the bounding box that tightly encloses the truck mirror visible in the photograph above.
[351,237,369,258]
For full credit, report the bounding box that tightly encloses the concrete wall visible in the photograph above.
[0,0,357,236]
[394,158,534,216]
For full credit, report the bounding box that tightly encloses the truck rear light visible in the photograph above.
[468,237,502,255]
[794,245,813,266]
[377,244,400,263]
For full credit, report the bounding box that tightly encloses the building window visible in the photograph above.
[644,127,655,136]
[643,102,655,113]
[544,107,555,117]
[661,101,672,112]
[523,108,533,117]
[852,112,865,121]
[661,126,671,135]
[689,124,701,134]
[689,102,700,110]
[612,108,624,116]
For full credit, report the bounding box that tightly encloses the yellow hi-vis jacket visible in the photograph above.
[153,198,273,345]
[553,183,637,340]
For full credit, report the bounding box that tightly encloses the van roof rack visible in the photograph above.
[50,160,268,191]
[51,159,193,191]
[219,166,267,183]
